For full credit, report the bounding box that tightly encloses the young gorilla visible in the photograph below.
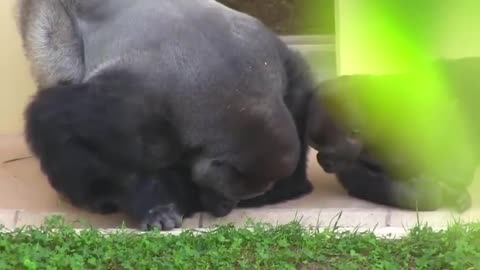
[17,0,315,230]
[308,63,480,212]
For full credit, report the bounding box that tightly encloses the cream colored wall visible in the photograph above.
[0,0,36,135]
[335,0,480,75]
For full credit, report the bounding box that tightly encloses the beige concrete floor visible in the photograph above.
[1,134,480,231]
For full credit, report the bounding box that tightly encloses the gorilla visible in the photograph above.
[308,58,480,212]
[17,0,316,230]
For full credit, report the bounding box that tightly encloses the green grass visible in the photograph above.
[1,216,480,269]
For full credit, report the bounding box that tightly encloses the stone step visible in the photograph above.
[280,35,335,46]
[280,35,338,81]
[3,208,480,239]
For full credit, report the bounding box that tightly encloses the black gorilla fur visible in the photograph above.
[18,0,326,231]
[25,48,317,230]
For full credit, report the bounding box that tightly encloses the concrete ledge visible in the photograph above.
[280,35,335,45]
[8,210,201,230]
[388,209,480,228]
[277,35,338,81]
[0,218,452,240]
[3,208,390,231]
[0,209,17,229]
[289,44,335,52]
[3,207,479,240]
[281,35,336,54]
[3,208,480,232]
[15,210,132,229]
[200,208,389,229]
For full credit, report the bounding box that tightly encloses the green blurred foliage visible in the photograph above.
[217,0,335,34]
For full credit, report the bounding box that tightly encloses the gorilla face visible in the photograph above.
[308,103,364,173]
[315,130,363,173]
